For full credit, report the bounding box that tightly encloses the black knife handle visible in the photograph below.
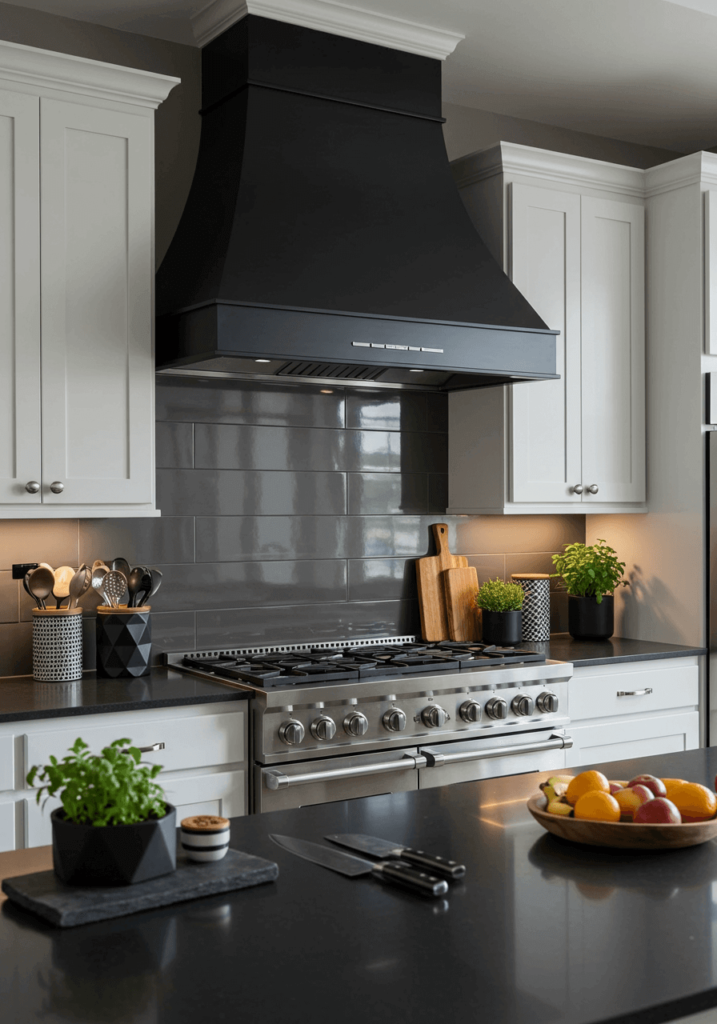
[399,847,466,881]
[372,860,448,898]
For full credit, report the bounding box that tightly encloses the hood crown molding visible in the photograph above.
[191,0,464,58]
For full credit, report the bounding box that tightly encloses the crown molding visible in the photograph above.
[643,151,717,197]
[0,39,178,109]
[192,0,464,58]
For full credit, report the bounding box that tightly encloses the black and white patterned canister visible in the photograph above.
[511,574,551,642]
[180,815,231,863]
[32,609,83,682]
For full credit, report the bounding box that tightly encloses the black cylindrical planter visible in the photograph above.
[96,606,152,677]
[568,595,614,640]
[51,804,176,886]
[481,610,522,646]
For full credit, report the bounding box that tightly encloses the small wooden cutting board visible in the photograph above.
[416,524,467,641]
[444,566,480,642]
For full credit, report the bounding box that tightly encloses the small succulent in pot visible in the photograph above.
[475,578,524,645]
[27,738,176,886]
[551,539,629,640]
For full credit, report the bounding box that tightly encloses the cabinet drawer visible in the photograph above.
[566,711,699,769]
[569,663,699,722]
[0,800,15,852]
[24,709,245,777]
[0,735,13,791]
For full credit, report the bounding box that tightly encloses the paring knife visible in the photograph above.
[326,833,466,881]
[269,834,448,898]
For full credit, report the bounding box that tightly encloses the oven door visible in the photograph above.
[256,748,424,813]
[418,727,572,789]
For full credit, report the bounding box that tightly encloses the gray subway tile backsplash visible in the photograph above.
[0,379,585,676]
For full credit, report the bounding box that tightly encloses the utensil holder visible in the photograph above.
[96,605,152,678]
[511,574,551,641]
[32,608,83,682]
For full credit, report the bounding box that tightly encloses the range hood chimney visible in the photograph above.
[156,13,558,391]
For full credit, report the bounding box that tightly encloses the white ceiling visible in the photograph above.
[6,0,717,152]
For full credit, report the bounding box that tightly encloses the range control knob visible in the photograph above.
[459,700,482,723]
[383,708,407,733]
[421,705,448,729]
[485,697,508,721]
[310,715,336,742]
[278,719,305,746]
[536,691,559,714]
[511,694,535,717]
[344,711,369,737]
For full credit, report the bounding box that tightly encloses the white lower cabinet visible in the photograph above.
[0,700,247,850]
[566,658,700,769]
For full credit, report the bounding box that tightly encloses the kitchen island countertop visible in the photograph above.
[4,746,717,1024]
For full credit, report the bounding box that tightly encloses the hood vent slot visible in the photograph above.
[277,361,379,380]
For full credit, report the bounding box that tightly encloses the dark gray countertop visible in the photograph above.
[522,633,706,667]
[4,746,717,1024]
[0,667,248,723]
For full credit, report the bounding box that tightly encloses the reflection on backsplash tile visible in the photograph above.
[0,379,584,674]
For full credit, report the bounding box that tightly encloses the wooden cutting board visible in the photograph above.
[444,566,480,642]
[416,524,467,641]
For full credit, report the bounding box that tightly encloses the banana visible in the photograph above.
[547,798,573,817]
[540,780,569,803]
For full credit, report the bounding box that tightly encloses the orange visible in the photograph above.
[566,770,610,807]
[661,778,689,801]
[574,790,621,822]
[667,782,717,822]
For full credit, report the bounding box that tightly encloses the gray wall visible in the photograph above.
[0,379,583,676]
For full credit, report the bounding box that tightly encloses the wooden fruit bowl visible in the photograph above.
[527,794,717,850]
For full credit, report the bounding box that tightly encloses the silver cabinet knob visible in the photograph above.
[587,484,599,495]
[459,700,482,723]
[25,481,40,494]
[343,711,369,737]
[310,715,336,742]
[571,484,584,494]
[485,697,508,720]
[536,691,559,714]
[279,720,305,746]
[421,705,447,729]
[383,708,407,733]
[511,694,535,717]
[50,481,64,494]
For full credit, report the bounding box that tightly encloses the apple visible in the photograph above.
[627,774,667,798]
[609,782,624,795]
[633,797,681,824]
[615,784,653,820]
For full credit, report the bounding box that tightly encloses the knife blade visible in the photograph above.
[325,833,466,880]
[269,834,448,898]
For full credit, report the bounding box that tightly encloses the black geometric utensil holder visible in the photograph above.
[32,609,83,682]
[96,606,152,678]
[511,574,551,641]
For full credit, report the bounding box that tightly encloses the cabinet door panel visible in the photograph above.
[0,89,41,504]
[509,184,582,504]
[39,99,154,506]
[581,197,645,503]
[566,712,699,768]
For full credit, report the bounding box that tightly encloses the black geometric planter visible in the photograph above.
[51,804,177,886]
[481,609,522,646]
[568,594,615,640]
[96,607,152,678]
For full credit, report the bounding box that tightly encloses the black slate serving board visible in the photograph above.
[1,845,278,927]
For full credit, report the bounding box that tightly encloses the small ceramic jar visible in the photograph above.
[180,815,230,862]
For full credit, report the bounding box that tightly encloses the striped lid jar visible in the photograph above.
[180,815,230,863]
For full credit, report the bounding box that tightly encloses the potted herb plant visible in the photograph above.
[27,737,176,887]
[551,539,628,640]
[475,578,524,645]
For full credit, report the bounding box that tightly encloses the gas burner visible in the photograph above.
[182,655,241,672]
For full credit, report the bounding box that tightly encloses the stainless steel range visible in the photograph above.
[168,637,572,813]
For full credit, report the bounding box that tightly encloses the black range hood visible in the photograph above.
[156,15,558,392]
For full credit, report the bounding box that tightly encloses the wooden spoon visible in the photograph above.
[53,566,75,609]
[28,566,55,611]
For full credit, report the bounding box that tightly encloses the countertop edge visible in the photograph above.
[568,647,707,668]
[0,689,250,724]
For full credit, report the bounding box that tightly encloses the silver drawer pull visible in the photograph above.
[616,688,653,697]
[423,733,572,768]
[263,753,426,790]
[121,742,165,754]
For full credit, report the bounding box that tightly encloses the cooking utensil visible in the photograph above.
[101,570,127,608]
[112,557,131,578]
[135,567,162,607]
[127,565,149,608]
[52,565,75,609]
[23,572,42,610]
[269,834,448,897]
[325,834,466,881]
[68,564,91,609]
[91,566,110,605]
[91,560,108,572]
[444,565,480,641]
[27,566,55,611]
[141,566,162,606]
[415,524,468,641]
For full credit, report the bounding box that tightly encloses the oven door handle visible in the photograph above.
[263,753,427,791]
[422,732,573,768]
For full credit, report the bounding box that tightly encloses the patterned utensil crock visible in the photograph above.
[32,608,83,682]
[96,605,152,678]
[511,574,551,641]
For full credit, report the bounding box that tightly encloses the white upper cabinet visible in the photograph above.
[448,144,647,514]
[0,42,178,517]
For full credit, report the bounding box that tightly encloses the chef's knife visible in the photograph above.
[270,834,448,898]
[326,833,466,881]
